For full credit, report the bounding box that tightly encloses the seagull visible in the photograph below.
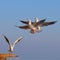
[20,17,46,25]
[16,18,57,34]
[20,17,46,32]
[4,35,23,53]
[16,18,46,33]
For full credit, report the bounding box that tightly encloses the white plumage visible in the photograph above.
[4,35,23,53]
[16,17,57,34]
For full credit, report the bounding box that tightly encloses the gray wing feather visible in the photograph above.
[20,20,34,24]
[35,19,46,26]
[41,21,57,26]
[13,36,23,46]
[15,25,30,29]
[4,35,11,46]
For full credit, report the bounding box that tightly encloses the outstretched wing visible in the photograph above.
[4,35,11,46]
[15,25,30,29]
[13,36,23,46]
[20,20,34,24]
[41,21,57,26]
[20,20,29,24]
[35,19,46,26]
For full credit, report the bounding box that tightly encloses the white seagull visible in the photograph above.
[16,17,57,34]
[16,18,46,33]
[4,35,23,53]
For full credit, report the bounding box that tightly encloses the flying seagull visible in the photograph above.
[4,35,23,53]
[16,18,57,34]
[16,19,46,33]
[20,17,46,32]
[20,17,46,25]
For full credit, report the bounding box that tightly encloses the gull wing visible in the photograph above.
[20,20,34,24]
[20,20,29,24]
[4,35,11,46]
[41,21,57,26]
[35,19,46,26]
[15,25,30,29]
[13,36,23,46]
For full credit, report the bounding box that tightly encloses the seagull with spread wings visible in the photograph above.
[4,35,23,53]
[16,17,57,34]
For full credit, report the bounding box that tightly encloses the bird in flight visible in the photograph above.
[4,35,23,53]
[16,17,57,34]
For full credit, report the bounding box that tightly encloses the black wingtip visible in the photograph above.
[3,35,7,40]
[20,20,23,22]
[20,20,28,24]
[14,25,21,28]
[39,19,46,23]
[20,20,25,23]
[48,21,57,25]
[52,21,57,24]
